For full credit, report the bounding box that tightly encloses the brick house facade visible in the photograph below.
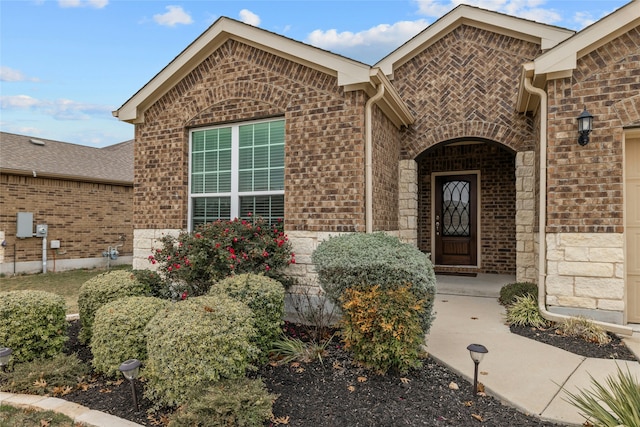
[0,133,133,274]
[115,3,640,326]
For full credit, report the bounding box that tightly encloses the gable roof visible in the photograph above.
[518,0,639,113]
[113,17,413,129]
[0,132,133,185]
[375,4,575,77]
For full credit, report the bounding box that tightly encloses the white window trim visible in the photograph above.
[188,118,285,231]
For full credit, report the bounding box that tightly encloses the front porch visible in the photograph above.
[435,273,515,298]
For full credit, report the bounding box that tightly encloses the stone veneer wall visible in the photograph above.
[132,228,180,271]
[515,151,536,282]
[545,233,625,324]
[398,160,418,246]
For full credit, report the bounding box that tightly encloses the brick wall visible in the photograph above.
[372,105,401,231]
[417,143,516,274]
[546,26,640,233]
[135,39,367,234]
[0,173,133,273]
[392,25,540,159]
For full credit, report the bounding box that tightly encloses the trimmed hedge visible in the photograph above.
[0,290,67,363]
[144,294,258,408]
[498,282,538,306]
[312,232,437,333]
[77,270,148,344]
[167,378,276,427]
[212,274,285,358]
[91,296,168,377]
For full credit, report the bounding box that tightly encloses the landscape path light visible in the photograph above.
[466,343,488,395]
[119,358,141,410]
[0,347,11,372]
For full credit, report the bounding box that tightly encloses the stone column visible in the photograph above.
[398,159,418,246]
[515,151,536,282]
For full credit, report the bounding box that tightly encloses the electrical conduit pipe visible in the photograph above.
[365,83,385,234]
[523,76,632,336]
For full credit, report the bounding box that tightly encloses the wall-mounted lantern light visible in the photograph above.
[577,107,594,146]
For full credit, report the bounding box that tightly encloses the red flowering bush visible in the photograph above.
[148,217,295,299]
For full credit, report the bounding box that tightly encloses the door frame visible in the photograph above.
[624,129,640,324]
[431,170,481,268]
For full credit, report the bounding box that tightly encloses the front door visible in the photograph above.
[434,174,477,266]
[626,136,640,323]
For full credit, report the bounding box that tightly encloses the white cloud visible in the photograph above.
[413,0,562,24]
[306,20,428,62]
[239,9,260,27]
[153,5,193,27]
[58,0,108,9]
[1,95,113,121]
[0,66,40,82]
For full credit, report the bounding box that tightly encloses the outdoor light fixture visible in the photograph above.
[119,359,141,410]
[466,343,488,395]
[577,106,594,146]
[0,347,11,372]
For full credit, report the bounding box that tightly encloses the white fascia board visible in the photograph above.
[114,17,371,124]
[376,5,573,77]
[534,1,639,75]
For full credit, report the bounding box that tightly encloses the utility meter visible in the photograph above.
[36,224,48,237]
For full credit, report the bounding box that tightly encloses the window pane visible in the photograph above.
[193,132,205,152]
[219,128,232,150]
[240,195,284,226]
[238,170,252,192]
[192,152,204,173]
[253,169,268,191]
[192,197,231,227]
[270,168,284,191]
[270,144,284,168]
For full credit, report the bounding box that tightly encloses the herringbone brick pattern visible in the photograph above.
[392,25,540,159]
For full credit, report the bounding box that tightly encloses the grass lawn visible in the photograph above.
[0,265,131,315]
[0,405,77,427]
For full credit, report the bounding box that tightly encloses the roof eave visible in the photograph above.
[375,4,574,77]
[113,17,372,124]
[0,168,133,186]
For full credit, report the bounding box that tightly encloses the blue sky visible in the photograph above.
[0,0,630,148]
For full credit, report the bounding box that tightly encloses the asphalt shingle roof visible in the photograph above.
[0,132,133,184]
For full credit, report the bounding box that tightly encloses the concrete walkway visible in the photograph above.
[427,289,640,426]
[0,391,142,426]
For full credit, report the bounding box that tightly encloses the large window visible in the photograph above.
[190,119,284,228]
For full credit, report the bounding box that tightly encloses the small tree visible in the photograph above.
[148,216,295,298]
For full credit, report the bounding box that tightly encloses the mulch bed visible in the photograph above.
[4,319,634,426]
[510,324,637,361]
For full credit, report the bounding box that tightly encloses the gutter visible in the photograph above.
[522,76,632,337]
[364,83,385,234]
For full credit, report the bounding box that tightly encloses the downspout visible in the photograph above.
[365,83,385,234]
[523,76,632,336]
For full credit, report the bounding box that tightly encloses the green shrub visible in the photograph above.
[505,295,549,329]
[564,365,640,427]
[0,290,67,363]
[147,217,295,299]
[0,353,87,395]
[557,316,611,345]
[312,232,436,333]
[77,270,148,344]
[168,378,276,427]
[144,294,258,407]
[212,273,285,358]
[90,296,168,377]
[499,282,538,306]
[133,269,165,298]
[340,285,426,374]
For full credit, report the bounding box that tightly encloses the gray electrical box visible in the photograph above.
[16,212,33,238]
